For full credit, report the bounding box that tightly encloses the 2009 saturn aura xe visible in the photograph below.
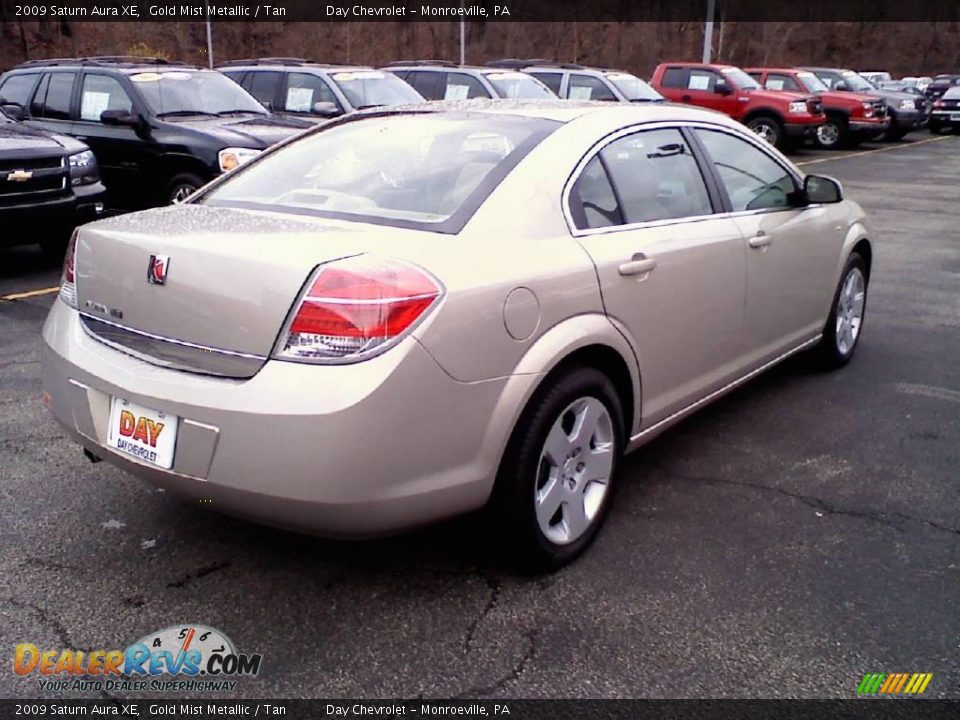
[43,100,872,570]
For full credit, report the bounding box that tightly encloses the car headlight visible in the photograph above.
[899,99,915,110]
[788,101,808,114]
[68,149,100,186]
[218,147,261,173]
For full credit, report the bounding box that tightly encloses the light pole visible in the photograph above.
[459,0,465,65]
[205,0,214,68]
[702,0,716,64]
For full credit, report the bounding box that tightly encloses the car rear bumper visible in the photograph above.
[42,299,527,538]
[0,183,107,245]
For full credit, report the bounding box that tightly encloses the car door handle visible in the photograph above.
[748,232,772,249]
[681,94,692,103]
[619,253,658,276]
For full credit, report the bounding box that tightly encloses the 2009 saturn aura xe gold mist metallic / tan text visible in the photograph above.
[43,100,872,570]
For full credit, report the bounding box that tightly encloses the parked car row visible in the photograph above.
[0,54,955,253]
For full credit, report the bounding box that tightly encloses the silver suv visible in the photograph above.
[384,61,556,100]
[486,60,664,103]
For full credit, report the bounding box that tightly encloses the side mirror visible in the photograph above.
[803,174,843,204]
[834,82,850,92]
[312,101,340,117]
[100,109,139,127]
[714,81,732,96]
[1,103,25,121]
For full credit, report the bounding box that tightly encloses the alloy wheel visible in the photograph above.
[835,267,866,355]
[817,122,840,147]
[170,184,196,204]
[534,397,615,545]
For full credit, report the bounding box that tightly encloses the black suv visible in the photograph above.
[0,105,106,254]
[218,58,424,121]
[0,56,310,208]
[383,61,556,100]
[486,60,664,103]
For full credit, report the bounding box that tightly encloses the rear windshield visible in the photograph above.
[201,112,558,233]
[328,70,423,109]
[943,87,960,99]
[482,72,555,99]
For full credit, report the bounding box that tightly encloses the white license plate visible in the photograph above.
[950,113,960,121]
[106,397,178,469]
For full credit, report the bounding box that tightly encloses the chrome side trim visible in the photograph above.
[628,336,820,448]
[79,314,266,379]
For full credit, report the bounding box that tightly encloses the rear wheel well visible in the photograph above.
[543,344,636,444]
[852,239,872,281]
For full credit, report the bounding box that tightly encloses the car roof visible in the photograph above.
[355,98,733,126]
[10,57,201,73]
[217,59,377,73]
[743,67,806,74]
[658,62,738,69]
[384,63,528,75]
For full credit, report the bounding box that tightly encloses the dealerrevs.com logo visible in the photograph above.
[14,624,262,692]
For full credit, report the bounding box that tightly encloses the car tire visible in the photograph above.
[929,122,942,134]
[881,120,908,142]
[815,115,849,149]
[488,366,624,572]
[167,173,204,205]
[809,252,868,370]
[746,116,783,148]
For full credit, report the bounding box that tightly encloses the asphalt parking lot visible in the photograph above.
[1,134,958,700]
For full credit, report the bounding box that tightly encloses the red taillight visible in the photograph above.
[276,255,442,362]
[59,230,79,309]
[933,100,945,108]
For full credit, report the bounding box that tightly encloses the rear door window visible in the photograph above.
[31,72,76,120]
[404,71,444,100]
[246,71,282,108]
[660,67,687,89]
[530,72,563,95]
[0,73,39,107]
[570,127,713,229]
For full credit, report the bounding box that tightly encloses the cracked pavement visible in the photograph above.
[1,137,959,699]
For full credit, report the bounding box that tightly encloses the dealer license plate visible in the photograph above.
[106,397,178,469]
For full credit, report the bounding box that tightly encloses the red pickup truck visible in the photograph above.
[650,62,824,149]
[745,67,889,149]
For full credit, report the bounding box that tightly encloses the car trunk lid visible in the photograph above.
[74,204,428,378]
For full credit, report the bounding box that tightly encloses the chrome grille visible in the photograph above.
[0,155,69,203]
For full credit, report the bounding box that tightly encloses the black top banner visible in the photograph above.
[0,0,958,22]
